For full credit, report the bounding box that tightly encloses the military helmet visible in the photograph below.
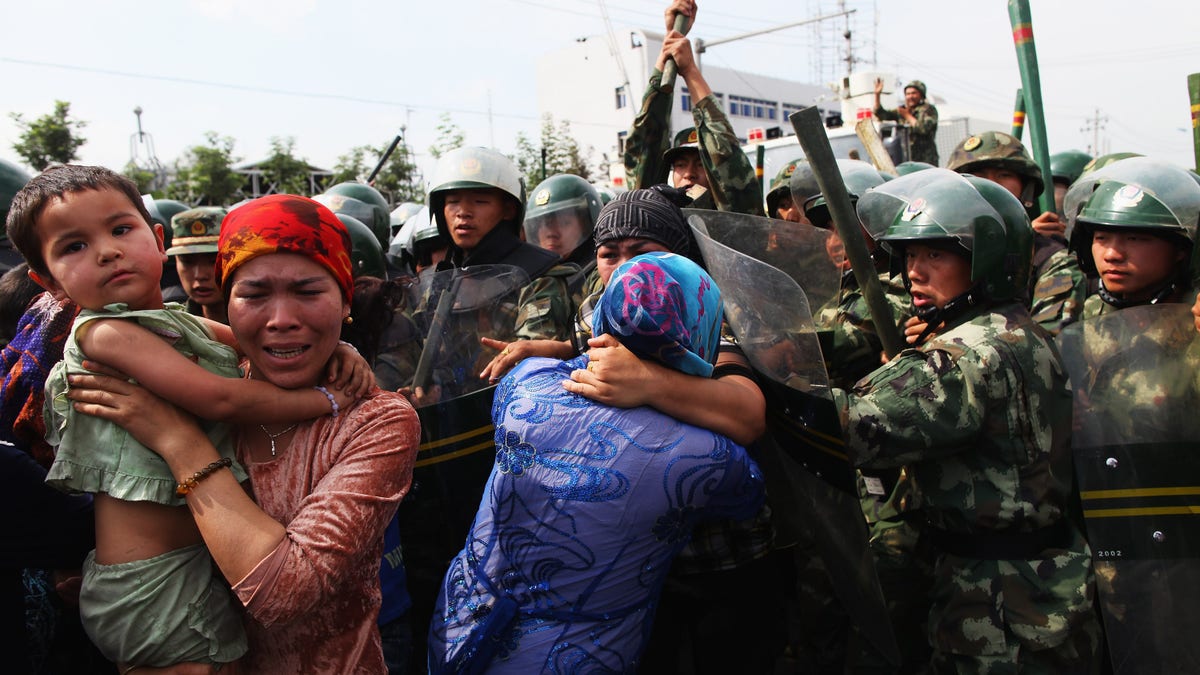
[765,159,803,217]
[662,127,701,168]
[803,160,889,230]
[0,158,31,229]
[1079,152,1142,179]
[166,206,225,256]
[1049,150,1093,186]
[946,131,1044,201]
[335,213,387,279]
[1065,157,1200,279]
[961,175,1034,300]
[389,201,423,239]
[427,146,526,240]
[861,168,1021,301]
[322,182,390,248]
[148,198,190,252]
[410,209,448,272]
[786,160,820,210]
[523,174,601,260]
[904,80,927,99]
[894,161,935,176]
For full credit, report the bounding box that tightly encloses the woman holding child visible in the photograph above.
[66,193,421,673]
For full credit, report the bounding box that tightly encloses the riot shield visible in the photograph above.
[689,212,900,666]
[683,207,841,313]
[1058,304,1200,674]
[393,264,530,667]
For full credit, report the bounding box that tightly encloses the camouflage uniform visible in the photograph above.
[623,70,765,216]
[833,302,1100,673]
[874,90,939,166]
[1029,241,1087,334]
[818,267,914,390]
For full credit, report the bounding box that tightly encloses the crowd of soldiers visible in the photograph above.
[3,0,1199,672]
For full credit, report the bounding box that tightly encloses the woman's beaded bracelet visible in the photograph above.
[314,385,339,417]
[176,457,233,496]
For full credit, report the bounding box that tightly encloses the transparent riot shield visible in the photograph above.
[393,264,530,664]
[689,213,900,667]
[1058,304,1200,674]
[683,208,841,313]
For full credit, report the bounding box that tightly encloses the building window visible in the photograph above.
[681,86,692,112]
[630,32,643,48]
[617,130,628,155]
[615,86,628,110]
[768,107,777,121]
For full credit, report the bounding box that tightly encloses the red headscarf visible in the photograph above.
[216,194,354,302]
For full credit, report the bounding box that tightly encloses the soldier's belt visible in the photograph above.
[927,518,1071,560]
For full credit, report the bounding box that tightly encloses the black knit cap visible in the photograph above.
[592,185,693,257]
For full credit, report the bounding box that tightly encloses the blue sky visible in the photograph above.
[3,0,1196,182]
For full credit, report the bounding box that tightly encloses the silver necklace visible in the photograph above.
[259,424,298,457]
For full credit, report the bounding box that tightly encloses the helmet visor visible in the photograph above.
[524,200,594,259]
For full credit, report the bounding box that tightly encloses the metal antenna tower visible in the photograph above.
[128,106,167,191]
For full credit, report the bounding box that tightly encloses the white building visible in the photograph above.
[536,29,1007,184]
[536,29,835,186]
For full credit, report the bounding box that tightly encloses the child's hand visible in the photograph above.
[325,342,375,398]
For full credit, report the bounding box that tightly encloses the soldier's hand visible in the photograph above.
[398,384,442,409]
[903,315,933,345]
[563,334,655,408]
[874,77,884,96]
[662,31,698,78]
[1192,291,1200,333]
[1031,211,1065,238]
[664,0,696,33]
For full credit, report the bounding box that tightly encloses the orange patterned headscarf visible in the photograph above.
[216,194,354,302]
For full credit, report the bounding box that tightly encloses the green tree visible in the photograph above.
[123,162,158,195]
[428,113,465,160]
[9,100,88,170]
[331,146,370,184]
[164,132,242,206]
[260,136,311,195]
[335,136,424,205]
[513,114,591,187]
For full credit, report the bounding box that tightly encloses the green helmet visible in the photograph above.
[894,161,935,176]
[946,131,1044,202]
[427,146,526,240]
[148,198,190,252]
[862,168,1027,302]
[0,158,31,228]
[904,80,927,99]
[765,159,803,217]
[662,127,701,167]
[524,174,601,261]
[1066,157,1200,281]
[803,160,889,230]
[1079,152,1142,179]
[166,206,225,256]
[322,182,390,248]
[335,213,387,279]
[1049,150,1093,186]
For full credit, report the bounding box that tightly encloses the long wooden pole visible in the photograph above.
[1007,0,1054,214]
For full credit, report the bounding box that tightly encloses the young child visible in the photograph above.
[5,165,362,670]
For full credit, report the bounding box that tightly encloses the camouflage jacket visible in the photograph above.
[624,70,765,216]
[817,269,913,390]
[833,302,1097,658]
[873,101,939,166]
[1028,234,1087,336]
[513,265,575,342]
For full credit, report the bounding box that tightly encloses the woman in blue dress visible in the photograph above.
[429,252,764,674]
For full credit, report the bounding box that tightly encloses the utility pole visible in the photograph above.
[693,8,856,73]
[1080,108,1109,156]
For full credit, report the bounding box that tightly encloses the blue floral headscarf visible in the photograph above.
[592,252,722,377]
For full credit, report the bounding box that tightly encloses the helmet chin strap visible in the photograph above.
[1096,277,1181,309]
[911,282,987,345]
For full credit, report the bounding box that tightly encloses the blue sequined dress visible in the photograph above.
[428,355,764,674]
